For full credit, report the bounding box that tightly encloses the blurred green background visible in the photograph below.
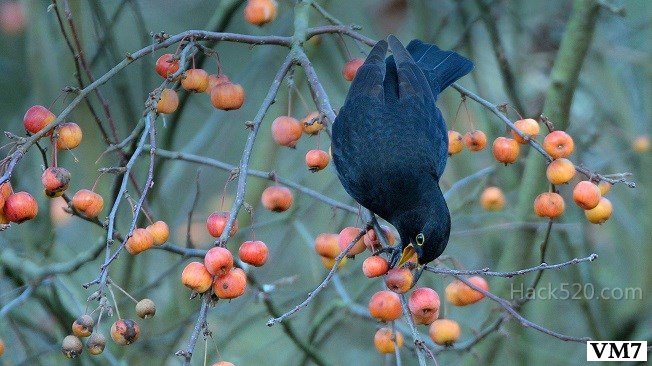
[0,0,650,365]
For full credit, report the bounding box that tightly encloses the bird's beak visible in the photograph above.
[397,244,416,268]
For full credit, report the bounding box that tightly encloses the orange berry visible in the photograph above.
[362,256,390,278]
[213,267,247,299]
[23,105,56,135]
[546,158,576,184]
[463,130,487,151]
[429,319,461,345]
[4,191,37,223]
[409,287,440,325]
[181,262,213,293]
[206,211,238,238]
[204,246,234,276]
[71,189,104,218]
[146,220,170,245]
[206,74,231,93]
[56,122,83,150]
[572,181,601,210]
[320,255,347,270]
[72,315,94,338]
[181,69,209,93]
[632,135,650,153]
[446,277,488,306]
[598,181,611,196]
[301,111,324,135]
[155,54,179,79]
[448,130,464,155]
[305,149,330,172]
[210,82,245,110]
[125,228,154,255]
[584,197,613,224]
[338,226,366,257]
[342,58,364,81]
[271,116,302,147]
[244,0,278,26]
[238,240,268,267]
[368,290,402,322]
[363,226,396,251]
[512,118,539,144]
[261,186,293,212]
[41,166,71,197]
[212,362,235,366]
[480,186,505,211]
[533,192,565,218]
[492,137,520,164]
[0,337,4,356]
[157,88,179,114]
[110,319,140,345]
[543,130,574,158]
[314,233,341,258]
[385,267,414,294]
[374,327,404,354]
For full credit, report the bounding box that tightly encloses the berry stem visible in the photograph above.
[107,285,121,320]
[109,280,139,304]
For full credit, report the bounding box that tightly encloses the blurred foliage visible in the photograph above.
[0,0,650,365]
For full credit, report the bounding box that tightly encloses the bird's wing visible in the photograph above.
[385,36,445,179]
[332,40,388,212]
[341,40,388,105]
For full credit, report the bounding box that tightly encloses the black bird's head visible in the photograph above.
[393,190,451,267]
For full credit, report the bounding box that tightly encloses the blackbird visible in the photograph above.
[332,36,473,270]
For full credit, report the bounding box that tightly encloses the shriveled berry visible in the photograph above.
[110,319,140,345]
[72,314,94,338]
[136,298,156,319]
[41,166,71,197]
[62,335,83,358]
[87,333,106,355]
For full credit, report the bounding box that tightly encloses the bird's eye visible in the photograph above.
[416,233,425,246]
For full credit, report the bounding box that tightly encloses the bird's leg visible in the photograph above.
[389,246,402,268]
[372,245,402,267]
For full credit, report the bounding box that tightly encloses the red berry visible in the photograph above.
[204,246,234,276]
[271,116,303,147]
[238,240,269,267]
[41,167,71,197]
[368,290,402,322]
[155,54,179,79]
[212,268,247,299]
[71,189,104,218]
[342,58,364,81]
[23,105,56,135]
[210,82,245,110]
[261,186,293,212]
[206,211,238,238]
[4,191,38,223]
[181,262,212,293]
[338,226,365,257]
[362,256,389,278]
[384,267,414,294]
[408,287,440,325]
[305,149,330,171]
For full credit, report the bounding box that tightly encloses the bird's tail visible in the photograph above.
[406,40,473,96]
